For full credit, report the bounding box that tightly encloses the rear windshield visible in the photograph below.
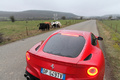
[43,34,85,58]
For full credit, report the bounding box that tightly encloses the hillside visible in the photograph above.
[0,10,79,20]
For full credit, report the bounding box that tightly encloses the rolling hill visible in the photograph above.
[0,10,79,20]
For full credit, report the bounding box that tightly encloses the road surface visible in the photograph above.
[0,20,105,80]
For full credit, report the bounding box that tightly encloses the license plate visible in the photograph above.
[41,68,66,80]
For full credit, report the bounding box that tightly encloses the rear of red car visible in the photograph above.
[24,30,105,80]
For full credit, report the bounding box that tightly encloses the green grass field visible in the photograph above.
[102,20,120,33]
[0,20,84,45]
[101,20,120,48]
[97,20,120,80]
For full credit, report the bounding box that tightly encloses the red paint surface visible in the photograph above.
[25,30,105,80]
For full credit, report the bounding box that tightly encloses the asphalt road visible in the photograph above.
[0,20,105,80]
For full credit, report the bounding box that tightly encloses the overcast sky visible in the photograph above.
[0,0,120,16]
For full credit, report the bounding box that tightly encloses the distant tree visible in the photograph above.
[80,16,83,20]
[117,16,120,20]
[61,16,66,20]
[108,16,112,20]
[10,16,15,22]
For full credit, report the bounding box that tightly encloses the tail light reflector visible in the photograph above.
[87,67,98,76]
[26,52,30,61]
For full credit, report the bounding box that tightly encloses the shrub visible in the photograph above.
[10,16,15,22]
[0,33,3,43]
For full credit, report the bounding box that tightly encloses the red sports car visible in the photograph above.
[24,30,105,80]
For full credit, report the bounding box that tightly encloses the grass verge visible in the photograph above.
[97,20,120,80]
[101,20,120,33]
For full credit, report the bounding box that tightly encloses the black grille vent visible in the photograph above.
[84,54,92,61]
[35,45,40,51]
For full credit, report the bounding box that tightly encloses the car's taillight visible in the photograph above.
[87,67,98,76]
[26,52,30,61]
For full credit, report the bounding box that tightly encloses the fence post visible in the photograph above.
[115,25,117,32]
[70,21,71,24]
[26,27,28,36]
[66,21,67,25]
[111,23,112,28]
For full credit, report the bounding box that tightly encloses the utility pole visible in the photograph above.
[53,13,57,20]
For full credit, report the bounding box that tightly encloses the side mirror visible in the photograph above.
[97,37,103,41]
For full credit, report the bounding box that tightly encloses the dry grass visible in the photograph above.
[97,20,120,80]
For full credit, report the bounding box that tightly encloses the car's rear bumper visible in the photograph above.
[25,69,103,80]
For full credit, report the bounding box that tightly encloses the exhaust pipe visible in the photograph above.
[24,73,31,80]
[26,76,30,80]
[24,74,27,77]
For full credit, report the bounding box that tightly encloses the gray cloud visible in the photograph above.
[0,0,120,16]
